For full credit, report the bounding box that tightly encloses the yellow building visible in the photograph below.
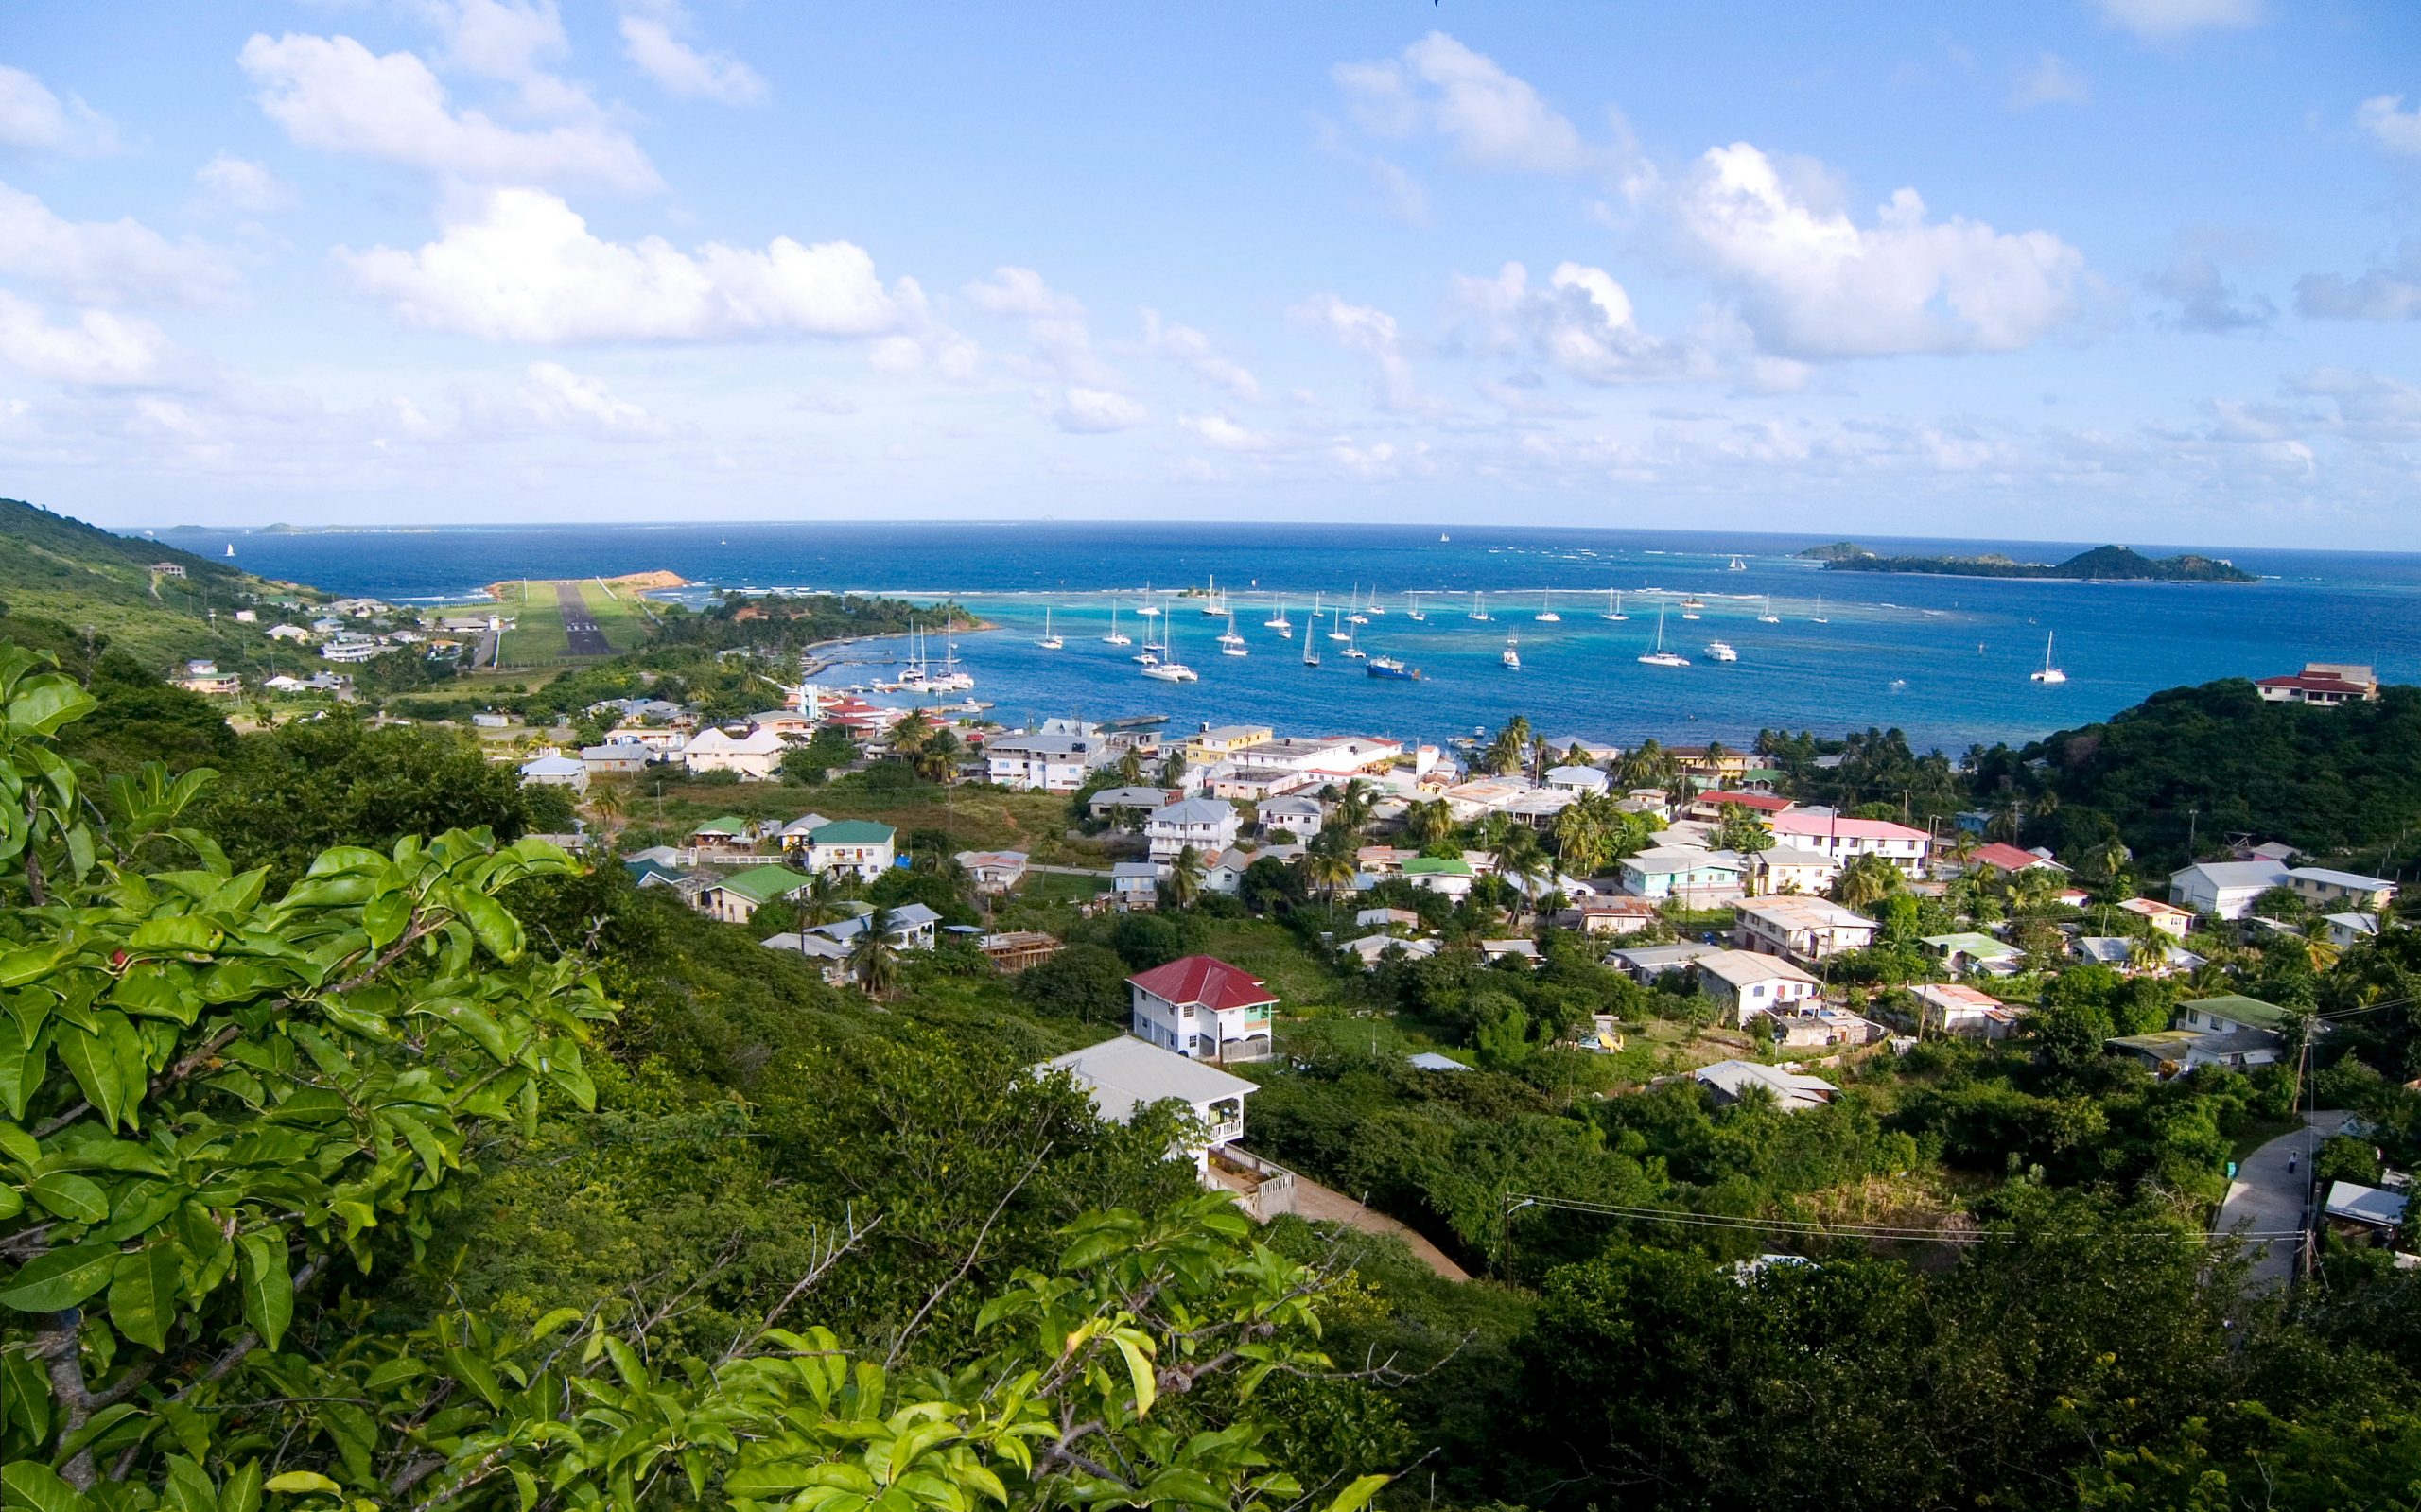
[1180,723,1275,767]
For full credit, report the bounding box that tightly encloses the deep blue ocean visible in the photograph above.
[152,521,2421,754]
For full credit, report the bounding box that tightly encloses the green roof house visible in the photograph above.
[701,863,808,924]
[802,820,898,880]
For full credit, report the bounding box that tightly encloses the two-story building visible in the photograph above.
[2255,662,2379,706]
[1255,794,1324,842]
[1731,895,1878,965]
[1619,848,1745,905]
[984,731,1114,792]
[1145,796,1242,862]
[1912,982,2023,1039]
[1127,954,1278,1063]
[699,864,810,925]
[681,726,788,781]
[2107,994,2299,1074]
[1768,812,1932,875]
[1042,1034,1257,1172]
[1746,844,1838,897]
[799,820,897,880]
[2288,866,2398,913]
[2168,860,2291,920]
[1691,948,1822,1026]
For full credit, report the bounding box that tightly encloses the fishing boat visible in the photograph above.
[1036,607,1063,650]
[1704,640,1738,662]
[1468,591,1489,622]
[1603,590,1628,621]
[2030,632,2067,684]
[1681,596,1703,620]
[1143,618,1197,681]
[1727,554,1747,571]
[1101,602,1132,647]
[1405,592,1426,621]
[1638,603,1690,668]
[1366,655,1421,681]
[1264,602,1292,634]
[1501,632,1521,670]
[1535,591,1560,623]
[1757,596,1780,624]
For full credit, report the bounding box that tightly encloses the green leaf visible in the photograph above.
[26,1171,106,1224]
[162,1457,217,1512]
[7,676,99,738]
[219,1460,262,1512]
[0,1187,18,1220]
[449,887,524,964]
[1,1459,89,1512]
[261,1474,339,1496]
[1112,1333,1157,1420]
[236,1231,293,1351]
[130,917,224,955]
[109,1242,183,1351]
[0,1121,38,1167]
[1323,1475,1391,1512]
[362,892,410,949]
[55,1024,127,1132]
[0,1243,118,1312]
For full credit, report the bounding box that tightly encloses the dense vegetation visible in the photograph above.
[1804,542,2257,582]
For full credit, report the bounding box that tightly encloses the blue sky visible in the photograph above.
[2,0,2418,545]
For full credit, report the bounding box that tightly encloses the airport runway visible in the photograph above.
[556,581,613,655]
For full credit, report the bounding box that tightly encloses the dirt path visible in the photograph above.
[1289,1173,1472,1281]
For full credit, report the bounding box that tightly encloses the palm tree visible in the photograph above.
[798,869,852,927]
[846,908,902,999]
[1491,825,1547,924]
[1163,844,1206,910]
[1115,748,1145,785]
[1300,834,1355,902]
[1833,853,1901,911]
[2301,918,2343,973]
[890,708,934,758]
[1484,729,1525,777]
[1555,794,1611,878]
[912,725,961,784]
[1403,798,1456,850]
[2010,865,2064,914]
[1332,777,1378,836]
[2087,836,2133,886]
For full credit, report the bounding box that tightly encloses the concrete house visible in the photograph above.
[2108,994,2297,1074]
[984,731,1113,792]
[1768,812,1931,875]
[1913,982,2023,1039]
[1731,895,1877,965]
[2255,663,2379,706]
[1110,861,1162,909]
[1747,845,1838,897]
[2288,867,2398,912]
[681,726,789,781]
[955,850,1029,894]
[1042,1035,1257,1172]
[800,820,897,880]
[580,743,652,776]
[1255,794,1324,841]
[1146,797,1243,862]
[2168,860,2291,920]
[1089,787,1175,827]
[1920,931,2025,976]
[1128,954,1278,1063]
[699,864,810,925]
[1691,949,1822,1025]
[1694,1060,1837,1112]
[1541,764,1611,795]
[1619,848,1745,905]
[516,753,589,793]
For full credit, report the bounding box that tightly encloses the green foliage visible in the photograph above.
[1015,945,1133,1025]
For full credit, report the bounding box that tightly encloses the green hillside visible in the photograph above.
[0,496,314,670]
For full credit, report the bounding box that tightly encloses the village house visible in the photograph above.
[2255,662,2380,706]
[1397,856,1475,898]
[2068,936,2205,977]
[1747,844,1838,897]
[1619,847,1745,905]
[955,850,1029,894]
[1948,842,2069,879]
[1606,941,1729,983]
[1559,895,1663,936]
[761,904,942,982]
[2323,1182,2409,1244]
[515,753,589,793]
[771,813,832,852]
[2327,912,2381,949]
[1127,954,1279,1063]
[1731,895,1878,965]
[2107,994,2298,1074]
[1913,982,2024,1039]
[174,660,242,697]
[1042,1035,1258,1173]
[1110,861,1162,910]
[1479,939,1543,968]
[681,726,789,781]
[984,730,1114,792]
[1692,949,1823,1025]
[1920,931,2026,976]
[698,864,810,925]
[1693,1060,1838,1112]
[689,816,757,853]
[799,820,897,880]
[1089,786,1176,826]
[1145,796,1243,862]
[2117,896,2198,938]
[580,742,653,777]
[1255,794,1324,841]
[1668,747,1753,783]
[1768,811,1932,875]
[1180,724,1277,767]
[1541,764,1611,795]
[1341,933,1441,969]
[1684,789,1796,825]
[2288,866,2398,912]
[2168,859,2291,919]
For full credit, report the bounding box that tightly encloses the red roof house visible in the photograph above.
[1126,955,1278,1063]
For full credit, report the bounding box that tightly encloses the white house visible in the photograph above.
[985,731,1113,792]
[2168,860,2291,920]
[1731,895,1877,965]
[1694,1060,1837,1112]
[1747,845,1838,897]
[955,850,1029,894]
[1042,1035,1257,1172]
[1127,954,1278,1063]
[516,753,589,794]
[1145,796,1242,862]
[1541,764,1611,795]
[1912,983,2023,1039]
[1256,794,1324,841]
[1691,949,1822,1025]
[799,821,897,880]
[580,743,652,776]
[1768,812,1931,875]
[682,726,789,781]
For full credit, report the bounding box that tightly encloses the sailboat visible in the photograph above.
[1364,589,1385,617]
[1135,600,1164,664]
[1501,631,1521,670]
[1405,592,1426,621]
[1757,595,1780,624]
[1342,628,1367,660]
[1603,590,1629,621]
[1535,591,1560,623]
[1101,602,1132,647]
[1219,613,1247,656]
[1142,616,1197,681]
[1468,591,1489,622]
[1300,621,1320,669]
[1200,576,1227,616]
[1263,600,1292,634]
[224,544,235,558]
[1638,602,1690,668]
[2029,632,2067,684]
[1328,607,1351,643]
[1681,595,1703,621]
[1727,554,1747,571]
[1347,584,1368,626]
[1810,596,1828,625]
[1036,607,1063,650]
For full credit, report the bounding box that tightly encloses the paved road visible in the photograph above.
[2217,1109,2351,1290]
[556,580,613,656]
[1290,1173,1472,1281]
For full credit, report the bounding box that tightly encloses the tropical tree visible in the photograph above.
[1331,777,1378,835]
[1554,793,1613,878]
[889,706,934,760]
[1115,746,1145,785]
[584,779,629,844]
[1163,844,1207,910]
[1712,802,1776,856]
[1300,832,1356,902]
[1491,823,1548,924]
[1402,797,1456,850]
[912,723,962,783]
[846,906,903,998]
[1160,748,1189,786]
[1833,852,1905,911]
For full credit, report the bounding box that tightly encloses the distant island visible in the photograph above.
[1797,542,2257,582]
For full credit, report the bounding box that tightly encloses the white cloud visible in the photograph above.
[0,292,168,385]
[619,3,766,105]
[1140,310,1260,401]
[2289,367,2421,443]
[1330,438,1402,480]
[964,266,1082,318]
[0,65,118,155]
[1449,260,1704,385]
[2010,53,2090,110]
[2146,249,2273,332]
[2357,96,2421,157]
[1665,142,2085,358]
[1179,413,1271,451]
[2296,241,2421,322]
[341,187,915,343]
[414,0,566,81]
[1291,293,1420,408]
[486,360,670,439]
[2094,0,2261,39]
[0,182,240,307]
[1051,386,1147,433]
[962,267,1111,384]
[194,154,294,214]
[1335,32,1590,174]
[239,32,660,191]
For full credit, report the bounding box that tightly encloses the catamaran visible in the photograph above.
[1535,591,1560,623]
[1264,601,1292,634]
[1638,602,1690,668]
[1342,629,1367,660]
[1603,590,1628,621]
[1757,595,1780,624]
[2030,632,2067,684]
[1143,617,1198,681]
[1219,613,1248,656]
[1501,631,1521,670]
[1101,602,1132,647]
[1468,590,1490,622]
[1364,591,1385,617]
[1036,606,1063,650]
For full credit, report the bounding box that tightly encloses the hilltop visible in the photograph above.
[1801,541,2256,582]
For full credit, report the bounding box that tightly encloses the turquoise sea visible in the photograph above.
[153,521,2421,754]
